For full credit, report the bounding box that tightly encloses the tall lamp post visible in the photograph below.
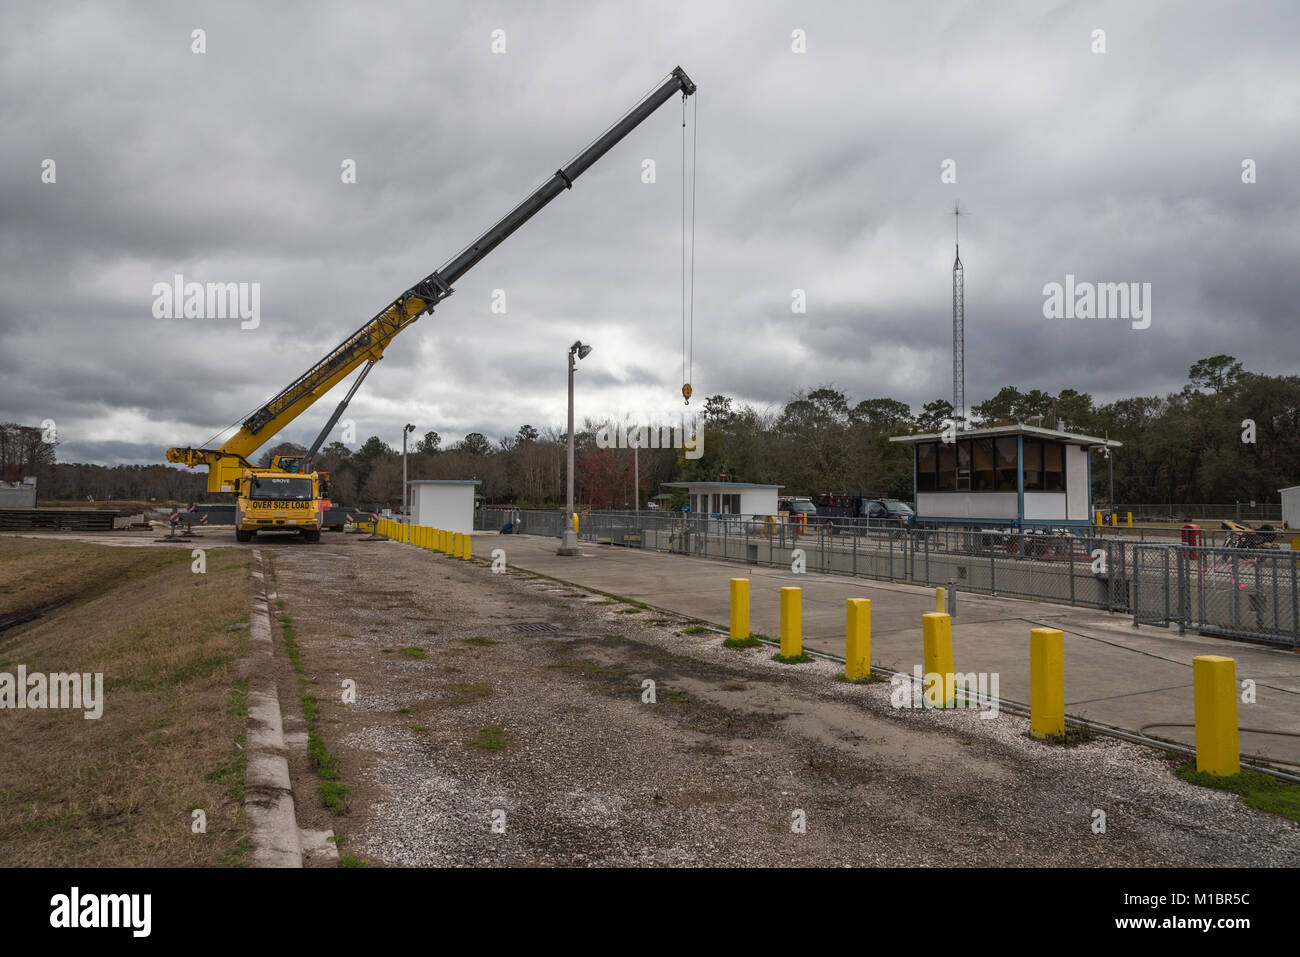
[559,340,592,555]
[401,423,415,522]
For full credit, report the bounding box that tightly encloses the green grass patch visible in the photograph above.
[470,726,510,752]
[302,694,349,814]
[683,625,712,635]
[772,651,814,665]
[462,636,498,647]
[397,707,413,714]
[398,646,426,659]
[835,671,888,685]
[1027,726,1097,747]
[723,636,762,649]
[1175,763,1300,823]
[339,855,370,868]
[279,614,303,672]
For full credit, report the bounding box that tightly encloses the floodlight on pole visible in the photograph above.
[559,341,592,555]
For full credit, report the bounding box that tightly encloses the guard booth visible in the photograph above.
[408,479,481,534]
[889,424,1121,528]
[661,481,782,520]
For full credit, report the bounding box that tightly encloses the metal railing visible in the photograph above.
[1114,502,1283,523]
[475,508,1300,646]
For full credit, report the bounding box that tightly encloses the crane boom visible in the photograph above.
[168,66,697,492]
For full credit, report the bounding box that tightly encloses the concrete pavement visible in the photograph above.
[475,531,1300,767]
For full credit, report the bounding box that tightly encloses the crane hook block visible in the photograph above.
[682,383,692,404]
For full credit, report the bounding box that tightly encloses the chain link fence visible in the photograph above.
[475,508,1300,646]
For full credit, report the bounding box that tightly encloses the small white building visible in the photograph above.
[662,481,782,519]
[408,479,481,534]
[890,424,1121,528]
[1281,485,1300,530]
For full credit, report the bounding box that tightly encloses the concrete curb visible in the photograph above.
[243,551,312,867]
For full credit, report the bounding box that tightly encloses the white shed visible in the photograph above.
[1281,485,1300,530]
[409,480,481,534]
[662,481,782,519]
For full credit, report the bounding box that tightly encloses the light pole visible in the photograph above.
[401,423,415,522]
[559,340,592,555]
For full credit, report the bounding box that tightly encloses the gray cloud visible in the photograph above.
[2,0,1297,466]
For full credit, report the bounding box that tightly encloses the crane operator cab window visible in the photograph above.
[250,476,314,501]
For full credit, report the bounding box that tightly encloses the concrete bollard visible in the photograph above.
[461,533,471,560]
[1029,627,1065,738]
[780,587,802,658]
[1193,655,1240,776]
[935,586,946,614]
[922,612,955,708]
[730,578,750,640]
[845,598,871,679]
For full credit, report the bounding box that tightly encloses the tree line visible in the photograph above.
[13,355,1298,509]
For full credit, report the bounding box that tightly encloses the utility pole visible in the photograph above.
[952,202,965,429]
[559,341,591,555]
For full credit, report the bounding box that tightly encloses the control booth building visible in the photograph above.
[889,424,1120,528]
[661,481,783,519]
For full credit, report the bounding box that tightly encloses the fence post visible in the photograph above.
[1193,655,1240,776]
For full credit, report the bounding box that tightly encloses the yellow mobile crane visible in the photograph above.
[167,67,697,542]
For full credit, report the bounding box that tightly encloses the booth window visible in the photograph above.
[1023,438,1044,490]
[1043,441,1065,491]
[937,442,957,491]
[916,442,937,491]
[956,439,972,490]
[721,494,741,514]
[972,438,995,490]
[995,437,1018,490]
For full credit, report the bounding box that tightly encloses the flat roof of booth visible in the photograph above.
[408,479,483,485]
[889,423,1122,449]
[662,482,784,489]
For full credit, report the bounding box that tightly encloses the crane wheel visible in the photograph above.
[235,529,253,543]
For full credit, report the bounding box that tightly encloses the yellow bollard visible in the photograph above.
[1126,512,1133,527]
[922,612,955,708]
[453,532,462,557]
[573,512,579,533]
[1094,511,1102,526]
[1193,655,1240,776]
[461,532,470,560]
[729,578,750,640]
[935,586,946,614]
[423,527,431,549]
[444,529,452,554]
[845,598,871,679]
[1029,627,1065,738]
[779,587,802,658]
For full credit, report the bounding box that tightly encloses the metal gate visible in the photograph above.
[1131,543,1187,628]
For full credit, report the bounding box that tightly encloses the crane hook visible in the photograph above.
[682,382,692,405]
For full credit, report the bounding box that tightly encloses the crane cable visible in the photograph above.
[681,91,698,405]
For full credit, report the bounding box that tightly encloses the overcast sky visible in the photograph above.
[2,0,1297,466]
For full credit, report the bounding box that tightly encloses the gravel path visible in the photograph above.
[264,537,1300,867]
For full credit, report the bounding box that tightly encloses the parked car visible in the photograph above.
[861,498,914,528]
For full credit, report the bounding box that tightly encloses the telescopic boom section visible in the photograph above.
[167,67,696,491]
